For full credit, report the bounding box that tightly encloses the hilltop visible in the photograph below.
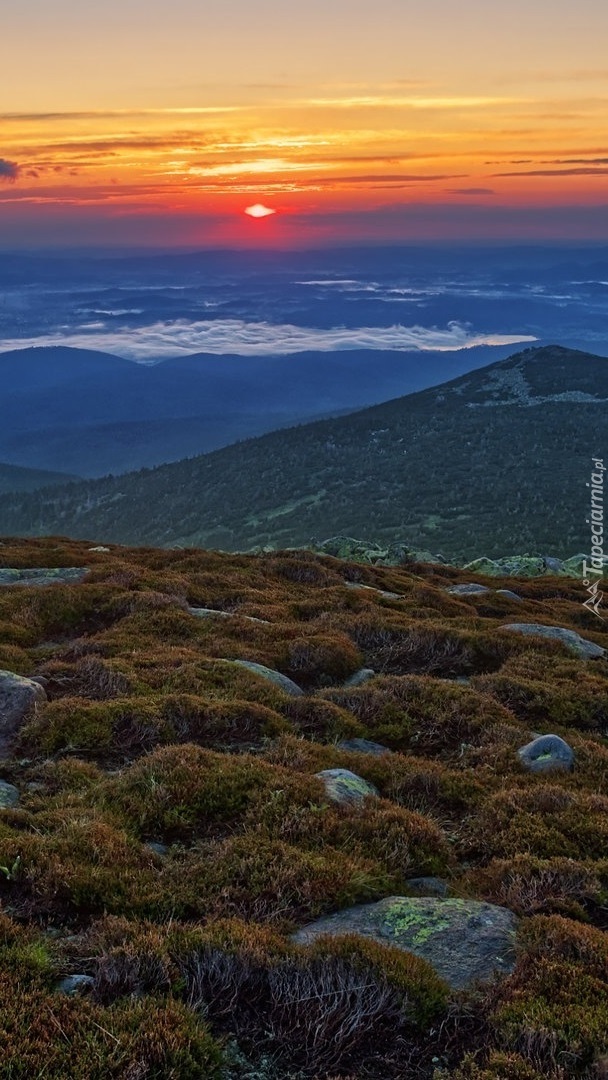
[0,535,606,1078]
[1,344,606,559]
[0,462,81,495]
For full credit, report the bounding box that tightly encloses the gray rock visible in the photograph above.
[189,607,268,624]
[29,675,49,688]
[220,660,304,696]
[315,768,379,805]
[543,556,563,573]
[337,737,391,757]
[518,733,575,774]
[343,668,376,688]
[406,877,450,898]
[292,896,518,990]
[496,589,523,601]
[88,546,110,553]
[146,841,169,857]
[561,554,588,577]
[0,567,88,587]
[500,623,605,659]
[447,583,490,596]
[344,583,403,600]
[0,671,47,753]
[0,781,19,808]
[56,974,95,996]
[464,555,547,578]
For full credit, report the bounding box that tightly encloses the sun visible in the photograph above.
[244,203,276,219]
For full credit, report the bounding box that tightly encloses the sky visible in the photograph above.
[1,0,608,248]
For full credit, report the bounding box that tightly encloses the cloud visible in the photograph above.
[543,157,608,165]
[297,95,524,110]
[0,319,537,361]
[495,167,608,177]
[447,187,495,195]
[0,159,19,182]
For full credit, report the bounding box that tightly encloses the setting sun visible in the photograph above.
[244,204,277,219]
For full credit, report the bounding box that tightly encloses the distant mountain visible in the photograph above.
[0,342,531,477]
[0,463,80,495]
[1,344,605,560]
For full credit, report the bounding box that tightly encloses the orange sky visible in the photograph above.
[1,0,607,246]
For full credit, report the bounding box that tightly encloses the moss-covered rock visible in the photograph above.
[292,896,518,989]
[315,768,379,805]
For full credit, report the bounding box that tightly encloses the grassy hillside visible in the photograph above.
[0,535,606,1076]
[0,344,606,559]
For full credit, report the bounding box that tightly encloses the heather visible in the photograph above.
[0,536,607,1078]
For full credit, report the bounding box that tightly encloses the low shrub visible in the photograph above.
[492,958,608,1075]
[470,784,608,860]
[276,632,363,688]
[177,928,447,1075]
[0,809,162,918]
[20,696,170,756]
[281,696,366,741]
[343,616,475,676]
[0,982,223,1078]
[322,676,520,759]
[463,855,604,918]
[449,1051,549,1079]
[310,801,450,879]
[35,656,134,700]
[171,834,393,922]
[106,744,323,841]
[473,661,608,733]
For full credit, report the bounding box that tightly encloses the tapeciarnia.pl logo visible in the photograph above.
[582,457,606,620]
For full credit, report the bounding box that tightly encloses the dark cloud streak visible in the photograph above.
[0,158,20,181]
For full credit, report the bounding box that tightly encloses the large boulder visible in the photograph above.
[0,671,47,752]
[315,768,379,805]
[464,555,547,578]
[293,896,518,990]
[500,623,605,659]
[312,536,446,566]
[220,660,304,696]
[518,733,574,774]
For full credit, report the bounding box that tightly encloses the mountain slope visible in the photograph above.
[0,462,81,495]
[0,342,532,477]
[0,344,605,560]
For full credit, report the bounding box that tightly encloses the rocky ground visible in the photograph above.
[0,535,606,1078]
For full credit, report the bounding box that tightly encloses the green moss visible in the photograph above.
[382,897,464,945]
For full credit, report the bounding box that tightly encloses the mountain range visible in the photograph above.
[0,344,605,560]
[0,462,80,495]
[0,342,532,477]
